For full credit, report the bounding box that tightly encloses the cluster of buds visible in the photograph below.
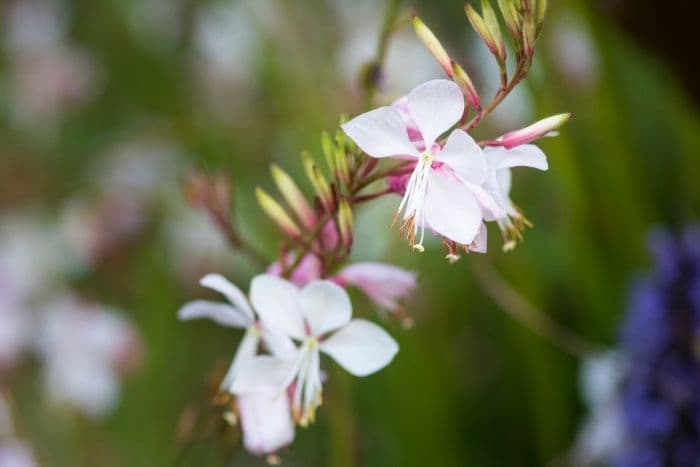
[178,0,570,461]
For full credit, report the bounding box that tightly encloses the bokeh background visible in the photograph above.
[1,0,699,465]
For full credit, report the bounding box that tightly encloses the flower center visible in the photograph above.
[395,152,433,251]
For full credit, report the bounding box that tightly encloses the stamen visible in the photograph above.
[394,152,433,251]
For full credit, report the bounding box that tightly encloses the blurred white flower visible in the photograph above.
[0,395,38,467]
[0,294,32,371]
[163,206,236,284]
[3,0,67,55]
[37,295,142,419]
[335,0,441,98]
[549,12,600,91]
[572,351,628,466]
[0,213,71,300]
[0,441,37,467]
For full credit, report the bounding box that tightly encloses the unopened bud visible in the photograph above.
[256,187,301,238]
[521,12,536,57]
[536,0,547,31]
[495,113,571,149]
[302,151,334,212]
[497,0,521,39]
[270,164,316,228]
[451,61,481,109]
[412,15,453,77]
[337,199,353,248]
[465,3,501,60]
[481,0,506,61]
[334,131,350,186]
[321,132,336,175]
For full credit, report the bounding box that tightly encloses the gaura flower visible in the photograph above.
[232,275,398,426]
[178,273,295,456]
[482,143,548,251]
[342,79,502,252]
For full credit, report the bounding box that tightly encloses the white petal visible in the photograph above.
[485,144,548,170]
[221,328,260,391]
[470,223,488,253]
[300,280,352,337]
[231,355,298,396]
[261,329,297,361]
[238,393,295,456]
[424,171,482,245]
[466,182,506,221]
[200,274,254,322]
[436,129,487,184]
[320,319,399,377]
[177,300,249,328]
[250,275,305,340]
[407,79,464,147]
[496,167,512,196]
[341,107,419,158]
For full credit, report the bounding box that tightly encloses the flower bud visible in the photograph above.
[270,164,316,228]
[451,61,481,110]
[465,3,503,61]
[256,187,301,238]
[302,151,334,212]
[337,199,353,248]
[497,0,521,39]
[521,12,536,57]
[334,131,350,186]
[537,0,547,31]
[321,132,336,176]
[481,0,506,61]
[412,15,453,77]
[494,113,571,148]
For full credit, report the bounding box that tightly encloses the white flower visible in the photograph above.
[342,79,502,251]
[482,144,548,250]
[38,295,142,419]
[178,273,296,455]
[232,275,399,425]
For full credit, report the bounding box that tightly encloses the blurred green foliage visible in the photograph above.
[1,0,699,466]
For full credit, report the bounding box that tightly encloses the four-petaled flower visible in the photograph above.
[342,79,502,252]
[231,275,399,426]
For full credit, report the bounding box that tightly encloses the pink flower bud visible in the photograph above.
[267,253,322,287]
[493,113,571,149]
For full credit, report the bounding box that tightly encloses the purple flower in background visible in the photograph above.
[614,226,700,466]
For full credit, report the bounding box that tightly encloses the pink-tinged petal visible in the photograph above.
[178,300,249,328]
[469,223,488,253]
[424,171,482,245]
[267,253,322,287]
[250,275,305,340]
[231,355,298,396]
[435,129,487,185]
[485,145,548,170]
[341,107,420,158]
[465,182,506,221]
[319,319,399,377]
[335,263,416,312]
[391,96,423,144]
[300,281,352,337]
[200,273,254,322]
[238,393,295,456]
[221,328,260,390]
[406,79,464,147]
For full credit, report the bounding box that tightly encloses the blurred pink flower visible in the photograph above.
[333,262,416,313]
